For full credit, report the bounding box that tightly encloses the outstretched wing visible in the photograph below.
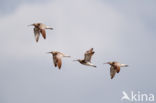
[110,66,117,79]
[40,29,46,39]
[52,55,57,67]
[38,23,47,39]
[84,48,94,62]
[33,27,40,42]
[57,58,62,69]
[56,53,63,69]
[116,66,120,73]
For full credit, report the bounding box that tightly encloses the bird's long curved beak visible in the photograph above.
[46,52,52,54]
[27,24,33,26]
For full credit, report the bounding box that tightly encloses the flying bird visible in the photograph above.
[48,51,70,69]
[104,61,128,79]
[28,23,53,42]
[74,48,96,67]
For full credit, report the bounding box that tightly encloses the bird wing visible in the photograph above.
[110,66,117,79]
[40,29,46,39]
[84,48,94,62]
[33,27,40,42]
[57,58,62,69]
[116,66,120,73]
[52,55,57,67]
[56,53,63,69]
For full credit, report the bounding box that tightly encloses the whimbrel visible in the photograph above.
[104,61,128,79]
[28,23,53,42]
[48,51,70,69]
[74,48,96,67]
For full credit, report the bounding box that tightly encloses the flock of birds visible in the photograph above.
[28,23,128,79]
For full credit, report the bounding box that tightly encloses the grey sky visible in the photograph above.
[0,0,50,15]
[0,0,156,103]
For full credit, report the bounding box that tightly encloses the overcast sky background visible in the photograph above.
[0,0,156,103]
